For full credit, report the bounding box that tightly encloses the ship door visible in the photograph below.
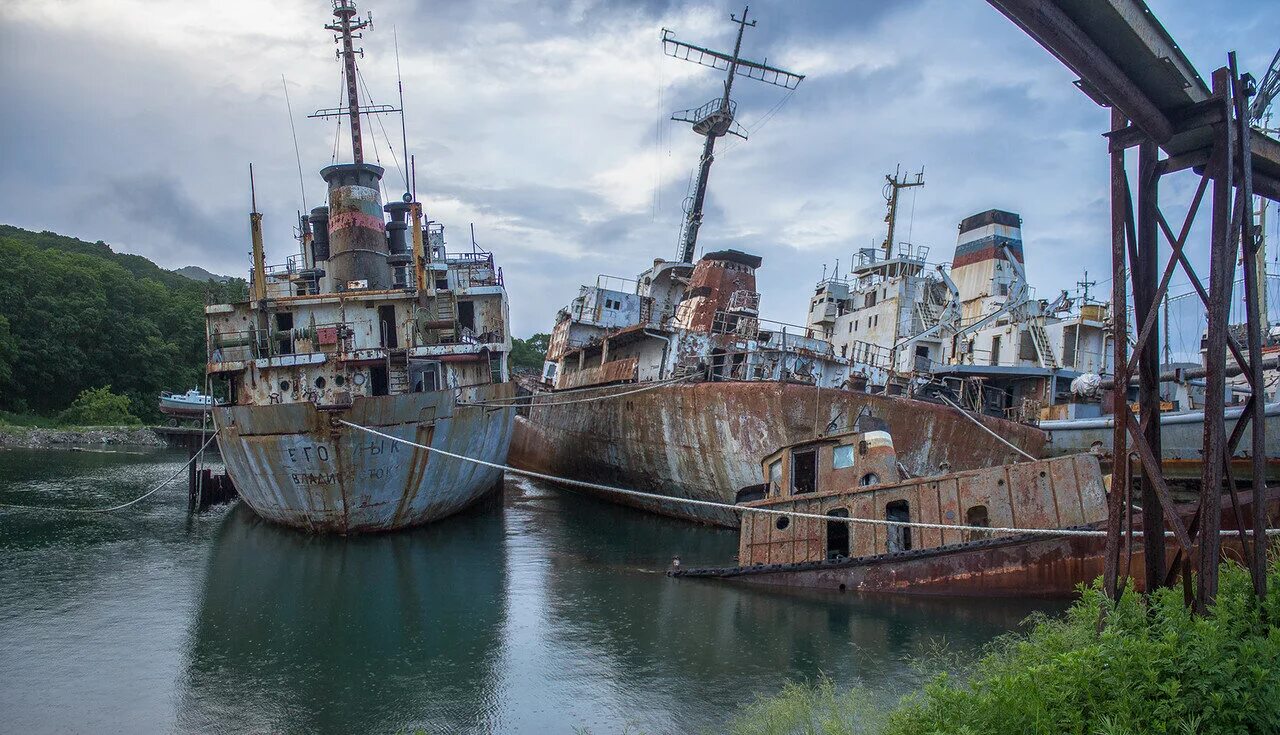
[791,449,817,495]
[886,500,912,552]
[826,508,850,560]
[370,365,389,396]
[379,305,398,348]
[457,301,476,333]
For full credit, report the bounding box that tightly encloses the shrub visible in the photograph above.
[728,555,1280,735]
[57,386,141,426]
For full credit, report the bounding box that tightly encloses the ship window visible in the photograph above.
[886,500,912,552]
[791,449,817,495]
[314,376,326,389]
[768,460,782,495]
[826,508,850,560]
[435,277,449,290]
[833,444,854,469]
[775,516,790,531]
[860,472,880,486]
[865,291,877,308]
[279,379,291,392]
[335,375,346,387]
[965,505,991,542]
[990,335,1002,366]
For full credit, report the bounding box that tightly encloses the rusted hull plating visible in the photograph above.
[509,381,1047,526]
[215,383,515,533]
[675,490,1279,597]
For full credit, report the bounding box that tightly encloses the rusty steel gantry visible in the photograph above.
[988,0,1279,611]
[662,7,804,264]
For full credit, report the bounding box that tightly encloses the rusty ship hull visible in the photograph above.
[509,380,1047,526]
[673,489,1279,598]
[215,383,514,533]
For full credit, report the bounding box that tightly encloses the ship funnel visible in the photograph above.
[320,162,389,289]
[952,209,1023,322]
[308,206,330,262]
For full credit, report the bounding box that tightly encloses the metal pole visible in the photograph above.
[1197,68,1236,611]
[1136,139,1165,591]
[1104,108,1131,600]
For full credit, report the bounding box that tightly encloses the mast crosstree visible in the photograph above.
[663,7,804,264]
[308,0,400,166]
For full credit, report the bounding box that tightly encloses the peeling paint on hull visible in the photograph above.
[509,381,1047,526]
[215,383,515,533]
[675,489,1279,597]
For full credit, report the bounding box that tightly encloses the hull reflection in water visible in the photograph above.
[175,502,506,734]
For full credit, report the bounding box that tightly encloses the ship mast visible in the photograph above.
[330,0,369,164]
[663,8,804,264]
[880,166,925,259]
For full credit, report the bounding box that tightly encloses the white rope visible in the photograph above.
[0,434,218,514]
[337,420,1091,536]
[340,419,1280,540]
[939,394,1037,461]
[460,373,696,408]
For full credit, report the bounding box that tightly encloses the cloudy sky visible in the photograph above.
[1,0,1276,344]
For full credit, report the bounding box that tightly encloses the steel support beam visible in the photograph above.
[1104,108,1131,600]
[1135,139,1165,591]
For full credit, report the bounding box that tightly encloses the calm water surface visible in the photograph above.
[0,447,1065,734]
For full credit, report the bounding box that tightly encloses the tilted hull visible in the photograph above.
[215,383,515,533]
[509,381,1047,526]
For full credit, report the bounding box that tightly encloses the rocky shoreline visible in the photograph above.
[0,426,166,449]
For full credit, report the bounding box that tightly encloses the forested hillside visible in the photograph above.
[0,225,247,422]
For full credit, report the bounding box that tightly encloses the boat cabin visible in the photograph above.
[736,429,1108,566]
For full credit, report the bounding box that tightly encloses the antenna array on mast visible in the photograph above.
[663,6,804,264]
[308,0,400,166]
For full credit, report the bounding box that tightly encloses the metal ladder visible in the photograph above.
[1029,317,1059,369]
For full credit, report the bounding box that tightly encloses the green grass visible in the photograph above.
[0,410,62,428]
[727,553,1280,735]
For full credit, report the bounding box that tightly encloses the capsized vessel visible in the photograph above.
[204,0,514,532]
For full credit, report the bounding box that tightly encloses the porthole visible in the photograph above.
[775,516,790,531]
[335,375,346,387]
[860,472,880,486]
[279,380,291,392]
[315,376,327,389]
[352,372,366,386]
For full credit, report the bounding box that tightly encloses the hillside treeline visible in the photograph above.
[0,225,246,422]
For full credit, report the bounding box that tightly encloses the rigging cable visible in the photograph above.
[357,66,408,193]
[338,419,1278,539]
[282,75,308,212]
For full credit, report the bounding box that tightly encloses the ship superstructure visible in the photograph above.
[510,11,1047,526]
[204,0,514,533]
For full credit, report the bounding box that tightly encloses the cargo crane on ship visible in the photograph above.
[663,7,804,263]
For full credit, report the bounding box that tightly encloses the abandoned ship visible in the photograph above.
[670,424,1279,597]
[507,10,1044,526]
[204,0,514,533]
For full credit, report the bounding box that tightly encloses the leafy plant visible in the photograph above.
[727,555,1280,735]
[510,332,550,372]
[57,386,141,426]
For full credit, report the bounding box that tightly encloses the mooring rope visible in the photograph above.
[939,394,1037,461]
[460,373,697,408]
[336,419,1280,539]
[0,434,218,514]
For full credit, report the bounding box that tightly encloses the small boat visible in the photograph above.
[671,425,1277,597]
[158,389,217,417]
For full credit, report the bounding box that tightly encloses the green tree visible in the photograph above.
[58,386,141,426]
[0,225,247,422]
[510,333,550,372]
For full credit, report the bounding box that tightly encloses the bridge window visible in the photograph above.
[833,444,854,469]
[791,449,817,495]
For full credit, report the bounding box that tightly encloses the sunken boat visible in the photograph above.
[507,10,1045,526]
[670,426,1279,597]
[204,0,514,533]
